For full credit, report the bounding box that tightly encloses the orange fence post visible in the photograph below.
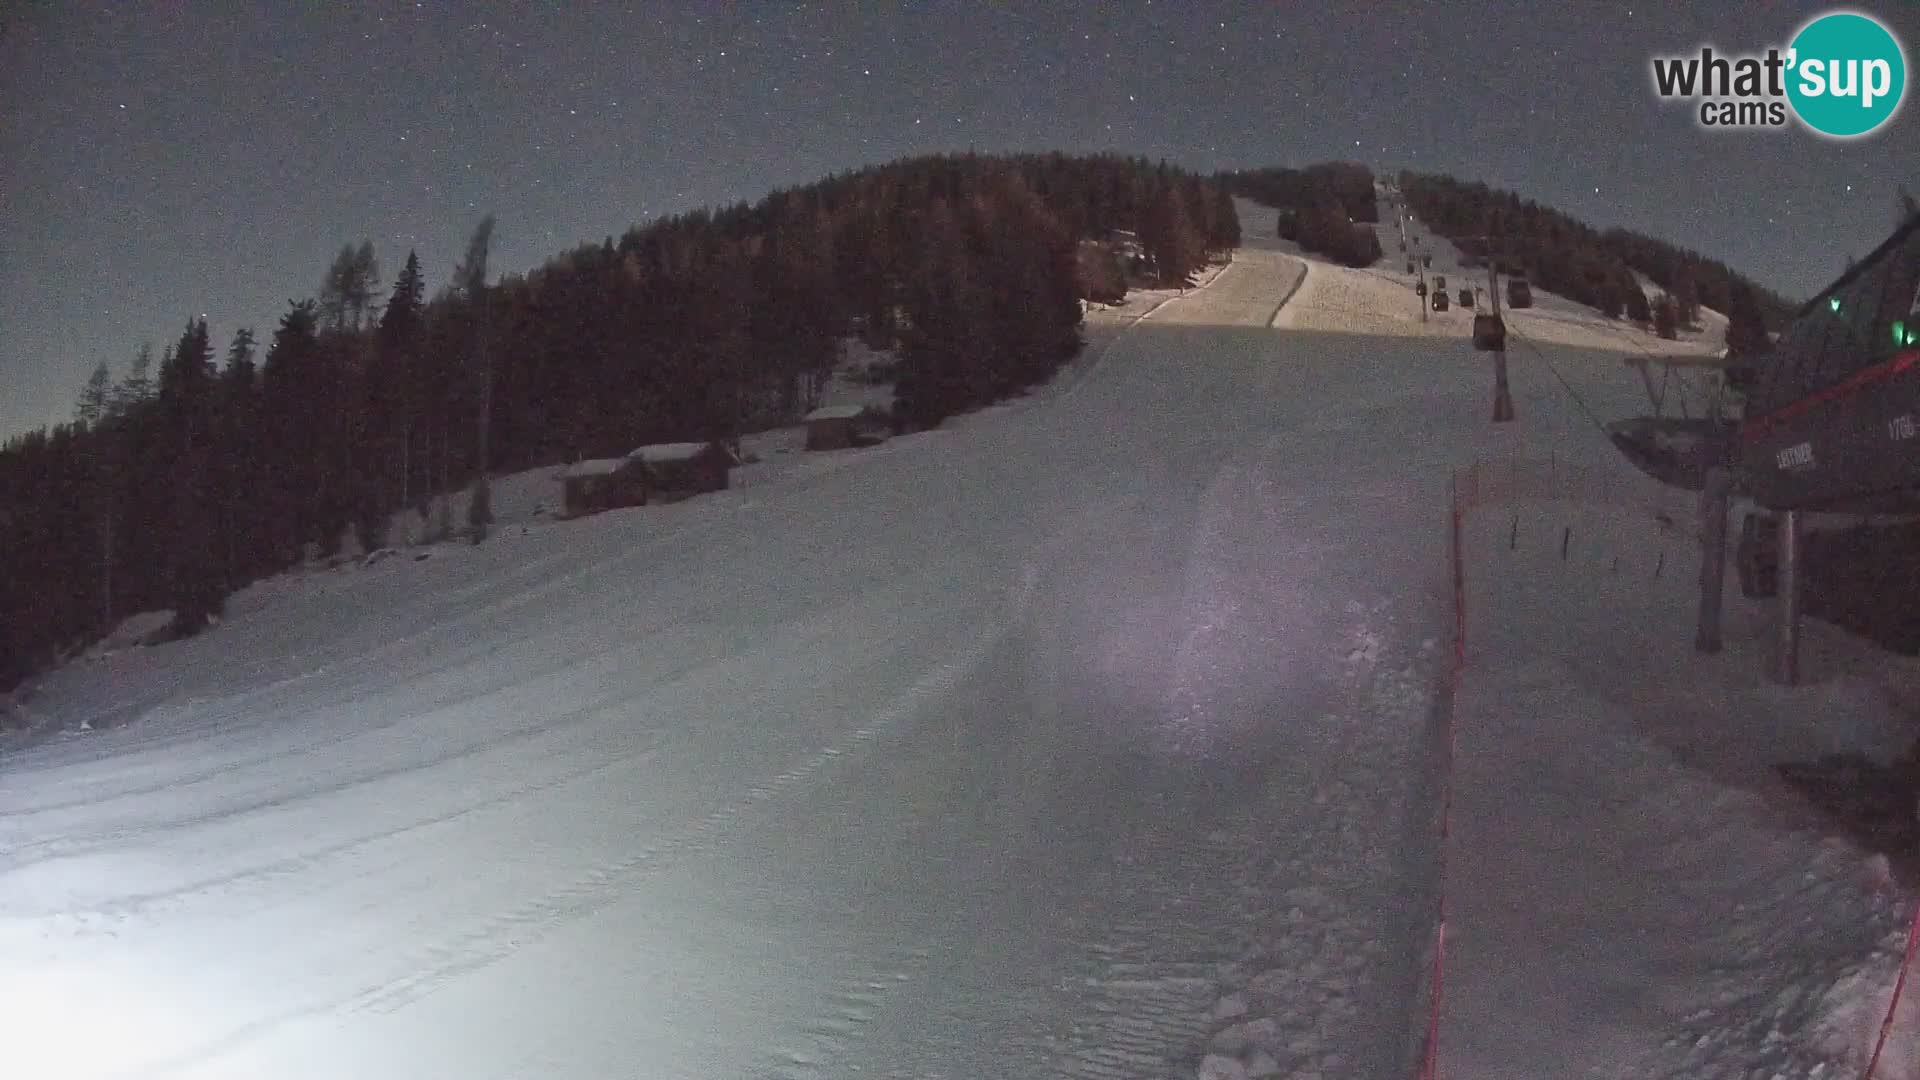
[1865,899,1920,1078]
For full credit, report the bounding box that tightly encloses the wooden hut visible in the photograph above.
[561,457,648,518]
[803,404,888,451]
[629,441,736,502]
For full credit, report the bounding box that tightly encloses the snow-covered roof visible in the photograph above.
[804,405,867,422]
[628,442,709,464]
[564,457,628,478]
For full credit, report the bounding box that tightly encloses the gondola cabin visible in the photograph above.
[1472,313,1506,351]
[1739,212,1920,513]
[1505,276,1533,309]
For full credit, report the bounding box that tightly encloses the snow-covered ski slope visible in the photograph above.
[2,199,1912,1079]
[1277,209,1730,359]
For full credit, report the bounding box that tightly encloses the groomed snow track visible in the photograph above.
[4,209,1480,1079]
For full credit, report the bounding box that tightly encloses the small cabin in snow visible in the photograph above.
[803,404,888,451]
[629,441,736,501]
[561,457,649,518]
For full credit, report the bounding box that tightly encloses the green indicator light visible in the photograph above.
[1897,320,1908,346]
[1830,296,1842,312]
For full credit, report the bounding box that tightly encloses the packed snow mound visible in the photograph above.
[83,611,175,659]
[1817,944,1920,1079]
[374,463,569,548]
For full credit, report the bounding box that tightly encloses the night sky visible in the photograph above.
[4,1,1917,438]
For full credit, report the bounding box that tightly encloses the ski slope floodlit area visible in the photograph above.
[1,201,1915,1078]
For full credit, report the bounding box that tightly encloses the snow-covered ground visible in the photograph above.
[1277,211,1731,360]
[0,198,1912,1080]
[1442,459,1920,1078]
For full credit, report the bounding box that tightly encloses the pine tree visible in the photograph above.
[416,300,468,528]
[750,214,840,421]
[319,245,355,330]
[157,319,223,635]
[115,343,155,415]
[217,329,259,584]
[896,199,979,427]
[455,216,496,543]
[349,241,381,330]
[1210,186,1241,251]
[74,362,118,627]
[75,363,112,428]
[1596,279,1625,320]
[261,301,325,561]
[380,253,426,343]
[1625,281,1652,324]
[1140,184,1200,287]
[1672,268,1700,327]
[158,319,216,434]
[317,242,382,331]
[963,174,1082,398]
[1653,295,1679,340]
[224,327,257,377]
[1724,280,1770,358]
[379,251,426,512]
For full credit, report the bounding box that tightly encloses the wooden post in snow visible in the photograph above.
[1695,466,1731,654]
[1774,509,1802,685]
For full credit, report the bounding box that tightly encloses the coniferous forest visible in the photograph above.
[0,153,1240,691]
[1218,162,1384,268]
[1397,171,1793,342]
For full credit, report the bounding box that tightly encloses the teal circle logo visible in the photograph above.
[1786,11,1906,137]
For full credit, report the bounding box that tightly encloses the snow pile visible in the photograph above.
[377,463,569,547]
[1817,942,1920,1079]
[832,335,900,391]
[83,611,176,659]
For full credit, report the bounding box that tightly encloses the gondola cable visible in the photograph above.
[1503,321,1614,438]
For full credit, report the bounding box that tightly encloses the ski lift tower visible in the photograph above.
[1458,233,1516,423]
[1601,209,1920,684]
